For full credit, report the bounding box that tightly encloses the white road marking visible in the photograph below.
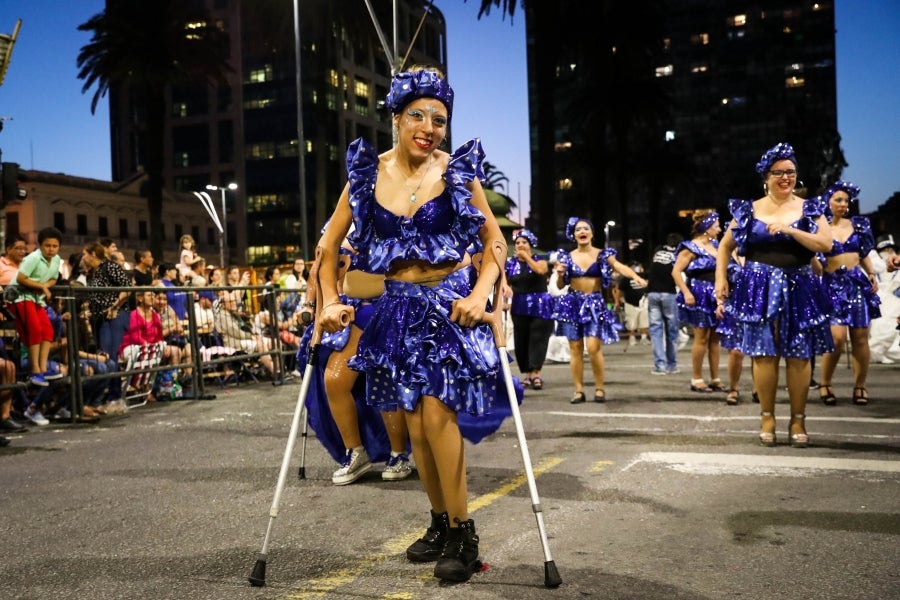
[547,411,900,425]
[627,451,900,474]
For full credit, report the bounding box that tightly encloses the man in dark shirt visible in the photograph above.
[647,233,683,375]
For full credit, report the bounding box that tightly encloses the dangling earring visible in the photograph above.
[763,182,769,194]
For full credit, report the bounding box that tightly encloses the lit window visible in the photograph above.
[354,79,369,97]
[691,64,709,74]
[248,65,273,83]
[690,33,710,45]
[558,178,573,191]
[785,77,805,88]
[655,64,674,77]
[786,63,803,73]
[328,69,340,87]
[729,14,747,26]
[554,141,572,152]
[663,38,671,49]
[665,131,675,142]
[173,102,188,117]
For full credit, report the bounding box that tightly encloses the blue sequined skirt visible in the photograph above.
[511,292,554,319]
[551,290,620,343]
[725,261,834,359]
[349,272,521,426]
[823,265,881,327]
[676,278,718,329]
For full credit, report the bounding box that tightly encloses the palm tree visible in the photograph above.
[76,0,231,259]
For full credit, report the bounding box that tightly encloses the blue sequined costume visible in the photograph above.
[339,138,521,427]
[821,216,881,327]
[551,248,620,343]
[675,239,720,329]
[505,255,554,319]
[717,258,743,350]
[724,198,835,358]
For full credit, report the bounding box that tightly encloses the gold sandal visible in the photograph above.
[759,411,776,447]
[789,414,809,448]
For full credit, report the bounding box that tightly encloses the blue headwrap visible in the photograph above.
[384,70,454,121]
[824,179,860,202]
[755,142,798,177]
[697,211,719,233]
[513,229,539,248]
[565,217,594,242]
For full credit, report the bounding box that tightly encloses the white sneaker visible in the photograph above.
[879,357,895,364]
[628,337,637,347]
[332,448,372,485]
[382,454,412,481]
[24,409,50,426]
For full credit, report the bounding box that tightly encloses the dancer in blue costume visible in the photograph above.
[816,180,880,406]
[672,209,725,394]
[504,229,554,390]
[715,236,749,406]
[295,246,412,485]
[552,217,647,403]
[715,142,834,448]
[315,66,518,583]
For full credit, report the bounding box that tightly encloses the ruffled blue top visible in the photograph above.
[825,216,875,258]
[729,196,826,259]
[345,138,486,273]
[556,247,616,288]
[677,240,718,276]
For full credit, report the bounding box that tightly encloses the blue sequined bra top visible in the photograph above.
[728,197,825,269]
[345,137,487,275]
[824,216,875,258]
[556,247,616,288]
[372,190,454,238]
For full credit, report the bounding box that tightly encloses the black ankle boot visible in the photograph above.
[433,518,481,582]
[406,510,450,562]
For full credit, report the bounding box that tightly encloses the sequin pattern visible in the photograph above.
[675,239,719,329]
[723,198,835,358]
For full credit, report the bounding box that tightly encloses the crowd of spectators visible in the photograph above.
[0,233,310,446]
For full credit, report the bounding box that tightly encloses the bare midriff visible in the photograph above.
[824,252,860,273]
[568,276,602,294]
[387,256,472,287]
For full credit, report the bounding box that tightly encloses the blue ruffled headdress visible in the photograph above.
[384,69,455,120]
[513,228,538,248]
[823,179,860,202]
[755,142,798,177]
[697,211,719,233]
[565,216,594,242]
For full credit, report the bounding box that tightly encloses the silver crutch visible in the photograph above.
[249,249,351,587]
[483,240,562,588]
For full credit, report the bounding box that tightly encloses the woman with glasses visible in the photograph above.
[816,180,880,406]
[714,143,833,448]
[553,216,647,403]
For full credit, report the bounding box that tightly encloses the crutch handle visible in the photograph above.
[480,239,508,347]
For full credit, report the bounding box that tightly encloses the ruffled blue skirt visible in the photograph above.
[676,279,718,329]
[823,266,881,327]
[511,292,554,319]
[551,290,620,343]
[348,271,521,442]
[725,261,834,359]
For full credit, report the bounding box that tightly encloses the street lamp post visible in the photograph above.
[193,183,237,269]
[604,220,616,248]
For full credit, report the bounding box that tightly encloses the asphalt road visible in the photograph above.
[2,341,898,600]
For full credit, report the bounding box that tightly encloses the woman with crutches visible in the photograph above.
[316,66,513,583]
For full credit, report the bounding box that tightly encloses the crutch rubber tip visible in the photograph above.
[248,559,267,587]
[544,561,562,588]
[297,466,306,479]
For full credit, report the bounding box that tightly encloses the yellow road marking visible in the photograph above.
[286,456,564,598]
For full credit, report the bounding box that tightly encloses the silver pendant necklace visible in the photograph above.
[405,155,434,203]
